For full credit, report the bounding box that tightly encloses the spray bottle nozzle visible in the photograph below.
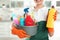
[24,8,29,13]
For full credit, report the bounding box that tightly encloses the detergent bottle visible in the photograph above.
[20,16,25,26]
[11,12,16,20]
[24,8,35,26]
[46,6,57,28]
[13,18,19,25]
[24,8,29,18]
[12,13,19,25]
[25,14,35,26]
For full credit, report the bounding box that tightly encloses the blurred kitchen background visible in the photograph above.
[0,0,60,40]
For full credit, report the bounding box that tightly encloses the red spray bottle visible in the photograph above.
[24,9,35,26]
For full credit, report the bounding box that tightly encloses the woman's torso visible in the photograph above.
[29,7,48,22]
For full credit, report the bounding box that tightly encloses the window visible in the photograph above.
[56,1,60,7]
[11,1,24,8]
[44,1,51,7]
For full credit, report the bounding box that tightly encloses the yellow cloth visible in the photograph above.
[46,8,56,28]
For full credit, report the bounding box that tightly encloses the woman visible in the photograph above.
[29,0,55,40]
[11,0,56,40]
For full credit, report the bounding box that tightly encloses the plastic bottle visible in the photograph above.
[25,14,35,26]
[14,18,19,25]
[24,8,35,26]
[20,16,25,26]
[12,13,19,25]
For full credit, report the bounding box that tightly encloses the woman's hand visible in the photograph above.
[49,32,54,37]
[48,28,54,37]
[11,22,30,38]
[18,29,30,38]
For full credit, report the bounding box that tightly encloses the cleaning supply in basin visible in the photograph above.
[13,18,19,25]
[24,8,29,18]
[25,14,35,26]
[12,13,19,25]
[20,16,25,26]
[11,12,16,20]
[24,7,35,26]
